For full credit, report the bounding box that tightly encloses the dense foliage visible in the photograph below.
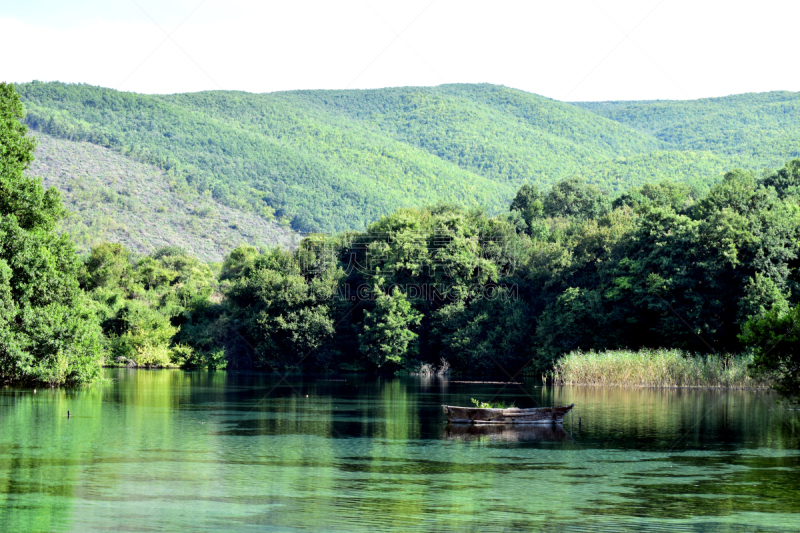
[740,305,800,398]
[574,92,800,168]
[5,80,800,398]
[18,81,788,235]
[80,243,220,369]
[71,159,800,401]
[218,245,342,370]
[0,83,104,386]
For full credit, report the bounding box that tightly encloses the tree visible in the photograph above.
[509,184,543,232]
[543,177,611,220]
[431,290,536,375]
[359,287,422,370]
[760,159,800,198]
[740,304,800,400]
[224,246,340,370]
[0,82,104,385]
[82,242,134,292]
[613,181,697,212]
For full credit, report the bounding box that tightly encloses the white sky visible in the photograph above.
[2,0,798,101]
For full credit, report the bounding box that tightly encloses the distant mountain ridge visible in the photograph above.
[16,82,800,243]
[572,91,800,166]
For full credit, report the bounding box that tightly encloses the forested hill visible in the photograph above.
[16,82,800,234]
[573,91,800,167]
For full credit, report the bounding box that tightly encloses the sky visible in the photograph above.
[2,0,799,101]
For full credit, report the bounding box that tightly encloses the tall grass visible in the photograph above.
[553,349,772,389]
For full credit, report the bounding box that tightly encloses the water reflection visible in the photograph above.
[0,370,798,532]
[443,424,571,442]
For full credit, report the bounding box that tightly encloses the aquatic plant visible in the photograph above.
[553,349,772,389]
[470,398,515,409]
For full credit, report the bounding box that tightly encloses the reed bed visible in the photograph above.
[553,349,772,389]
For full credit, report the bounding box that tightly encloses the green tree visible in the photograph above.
[613,181,697,211]
[740,304,800,400]
[509,183,543,232]
[82,242,135,292]
[761,159,800,198]
[0,82,104,385]
[431,290,535,375]
[224,246,340,370]
[543,177,611,220]
[359,287,422,370]
[81,242,219,368]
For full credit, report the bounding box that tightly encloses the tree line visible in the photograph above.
[2,82,799,398]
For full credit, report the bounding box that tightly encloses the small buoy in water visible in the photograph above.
[306,395,309,398]
[33,389,36,394]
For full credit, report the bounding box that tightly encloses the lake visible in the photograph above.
[1,369,799,532]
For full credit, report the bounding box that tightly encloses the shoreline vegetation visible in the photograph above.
[553,349,772,389]
[2,82,800,400]
[104,349,773,391]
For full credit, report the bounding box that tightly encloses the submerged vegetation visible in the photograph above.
[553,350,769,389]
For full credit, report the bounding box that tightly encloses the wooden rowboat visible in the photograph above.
[442,403,575,425]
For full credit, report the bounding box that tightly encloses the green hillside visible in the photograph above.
[18,82,508,232]
[28,133,299,261]
[15,82,800,236]
[577,150,733,193]
[573,91,800,167]
[280,84,664,182]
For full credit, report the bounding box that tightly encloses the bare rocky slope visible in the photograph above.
[28,132,299,262]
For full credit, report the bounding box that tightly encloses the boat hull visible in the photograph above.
[442,404,574,425]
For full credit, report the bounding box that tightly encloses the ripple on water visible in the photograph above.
[0,370,798,532]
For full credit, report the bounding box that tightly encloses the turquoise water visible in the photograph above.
[1,369,799,532]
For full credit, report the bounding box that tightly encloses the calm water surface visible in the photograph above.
[1,369,799,532]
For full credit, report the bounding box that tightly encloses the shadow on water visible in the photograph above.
[443,423,571,443]
[1,369,799,532]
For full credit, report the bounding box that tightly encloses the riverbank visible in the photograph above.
[553,349,772,389]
